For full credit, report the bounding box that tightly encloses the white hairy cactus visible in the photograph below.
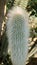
[6,6,29,65]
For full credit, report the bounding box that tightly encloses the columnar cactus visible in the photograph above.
[6,6,29,65]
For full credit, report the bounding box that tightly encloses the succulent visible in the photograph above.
[6,6,29,65]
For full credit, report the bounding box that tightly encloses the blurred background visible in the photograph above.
[0,0,37,65]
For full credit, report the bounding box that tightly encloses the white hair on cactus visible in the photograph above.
[6,6,29,65]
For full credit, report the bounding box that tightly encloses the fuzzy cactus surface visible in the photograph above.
[6,6,29,65]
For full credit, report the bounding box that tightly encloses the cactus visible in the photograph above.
[6,6,29,65]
